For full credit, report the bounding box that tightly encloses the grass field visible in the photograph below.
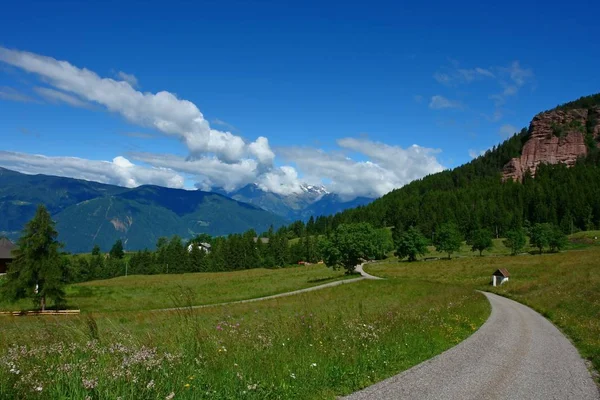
[0,279,488,399]
[2,233,597,398]
[0,265,349,313]
[366,241,600,376]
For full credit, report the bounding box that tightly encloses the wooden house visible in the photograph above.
[0,237,16,274]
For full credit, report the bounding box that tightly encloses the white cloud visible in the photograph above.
[0,151,184,189]
[129,152,258,192]
[116,71,138,87]
[248,136,275,166]
[0,86,37,103]
[499,124,517,138]
[279,138,444,199]
[256,166,304,196]
[0,46,271,165]
[0,47,447,200]
[429,95,463,110]
[34,87,91,109]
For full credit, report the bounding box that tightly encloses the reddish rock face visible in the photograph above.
[502,107,600,182]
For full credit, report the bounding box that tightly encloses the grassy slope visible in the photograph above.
[0,265,350,313]
[366,239,600,376]
[0,279,488,399]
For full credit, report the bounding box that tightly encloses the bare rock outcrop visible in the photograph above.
[502,107,600,181]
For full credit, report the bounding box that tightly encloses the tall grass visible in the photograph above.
[0,280,489,399]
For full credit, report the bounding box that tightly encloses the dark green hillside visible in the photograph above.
[0,169,287,253]
[292,94,600,239]
[0,167,126,237]
[54,191,286,253]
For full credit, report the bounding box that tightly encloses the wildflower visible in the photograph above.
[184,383,191,388]
[166,393,175,400]
[247,383,258,390]
[216,324,223,331]
[290,373,296,379]
[146,380,155,389]
[35,385,43,392]
[188,375,195,380]
[310,363,317,368]
[82,377,98,390]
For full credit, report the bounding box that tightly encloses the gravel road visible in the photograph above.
[344,291,599,400]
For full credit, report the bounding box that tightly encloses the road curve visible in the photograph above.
[355,263,384,280]
[344,291,599,400]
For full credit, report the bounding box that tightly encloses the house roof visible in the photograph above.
[493,268,510,277]
[253,237,270,244]
[0,238,16,259]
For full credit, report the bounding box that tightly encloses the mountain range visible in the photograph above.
[0,168,287,253]
[0,168,372,253]
[226,183,373,221]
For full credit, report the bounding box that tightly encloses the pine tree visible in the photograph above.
[109,239,125,259]
[1,205,66,311]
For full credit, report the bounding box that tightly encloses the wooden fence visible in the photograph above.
[0,310,80,316]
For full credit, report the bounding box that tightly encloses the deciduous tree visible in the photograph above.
[469,229,493,256]
[395,227,429,261]
[434,223,463,259]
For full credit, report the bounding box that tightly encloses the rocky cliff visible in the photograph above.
[502,106,600,181]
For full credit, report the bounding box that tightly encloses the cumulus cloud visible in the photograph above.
[0,151,184,188]
[256,166,303,196]
[129,152,258,192]
[0,46,272,165]
[0,47,447,199]
[429,95,463,110]
[279,138,444,199]
[248,137,275,166]
[34,87,91,109]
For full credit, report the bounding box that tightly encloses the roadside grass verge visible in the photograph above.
[0,280,489,399]
[366,245,600,376]
[0,265,349,313]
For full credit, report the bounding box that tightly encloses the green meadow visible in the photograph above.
[1,234,598,398]
[0,265,348,313]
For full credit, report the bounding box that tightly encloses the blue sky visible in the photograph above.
[1,0,599,198]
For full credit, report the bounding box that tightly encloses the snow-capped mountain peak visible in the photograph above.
[299,183,329,195]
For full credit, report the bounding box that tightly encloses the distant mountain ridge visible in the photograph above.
[226,183,373,220]
[0,168,286,253]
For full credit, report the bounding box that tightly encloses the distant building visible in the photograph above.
[253,237,270,244]
[0,237,16,274]
[187,242,211,254]
[491,268,510,286]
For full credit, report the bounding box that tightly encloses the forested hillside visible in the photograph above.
[283,94,600,240]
